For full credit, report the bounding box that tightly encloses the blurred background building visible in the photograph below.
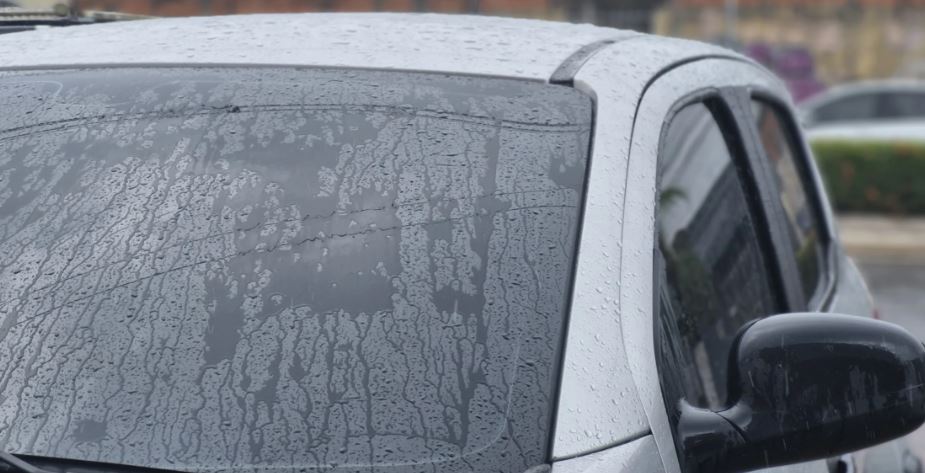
[654,0,925,102]
[15,0,663,31]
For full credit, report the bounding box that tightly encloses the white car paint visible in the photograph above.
[806,120,925,143]
[552,435,663,473]
[552,34,736,459]
[0,12,635,80]
[615,55,833,473]
[800,80,925,143]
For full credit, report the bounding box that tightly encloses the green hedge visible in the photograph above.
[811,140,925,215]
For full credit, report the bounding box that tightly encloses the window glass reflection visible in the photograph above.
[657,102,780,409]
[753,100,824,304]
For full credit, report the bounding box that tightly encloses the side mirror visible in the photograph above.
[678,313,925,473]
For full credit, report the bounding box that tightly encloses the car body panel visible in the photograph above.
[552,35,737,460]
[617,56,830,473]
[551,435,664,473]
[829,254,876,317]
[0,12,636,80]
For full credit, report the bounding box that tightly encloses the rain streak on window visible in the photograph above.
[0,67,592,472]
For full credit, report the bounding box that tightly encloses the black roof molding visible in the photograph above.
[550,36,636,86]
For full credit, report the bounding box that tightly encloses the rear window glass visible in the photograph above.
[0,67,592,473]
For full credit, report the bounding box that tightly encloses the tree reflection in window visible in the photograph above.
[656,102,781,411]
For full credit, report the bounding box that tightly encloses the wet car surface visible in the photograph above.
[1,12,924,473]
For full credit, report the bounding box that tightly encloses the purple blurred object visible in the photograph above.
[776,48,815,79]
[786,77,826,103]
[777,48,825,102]
[745,43,827,103]
[746,43,774,68]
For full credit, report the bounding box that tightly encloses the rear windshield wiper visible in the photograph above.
[0,451,50,473]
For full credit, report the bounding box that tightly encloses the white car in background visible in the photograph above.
[0,13,923,473]
[800,80,925,142]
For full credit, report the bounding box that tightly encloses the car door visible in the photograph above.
[741,92,917,473]
[619,57,830,473]
[651,91,836,473]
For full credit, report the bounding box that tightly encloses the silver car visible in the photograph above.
[0,13,923,473]
[800,80,925,143]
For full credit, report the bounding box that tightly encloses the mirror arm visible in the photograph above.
[676,401,748,473]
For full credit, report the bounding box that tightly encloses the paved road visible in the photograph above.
[858,261,925,462]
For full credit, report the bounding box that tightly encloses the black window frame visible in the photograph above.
[746,90,837,311]
[652,89,791,416]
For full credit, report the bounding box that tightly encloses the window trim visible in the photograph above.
[652,89,791,414]
[746,90,837,311]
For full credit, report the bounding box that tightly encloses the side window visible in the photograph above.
[656,101,782,411]
[813,93,878,124]
[752,99,826,306]
[879,91,925,119]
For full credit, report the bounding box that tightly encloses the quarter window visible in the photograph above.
[656,101,782,411]
[752,99,825,305]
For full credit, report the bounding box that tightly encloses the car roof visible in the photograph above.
[0,12,641,81]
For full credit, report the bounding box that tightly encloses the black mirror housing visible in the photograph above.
[678,313,925,473]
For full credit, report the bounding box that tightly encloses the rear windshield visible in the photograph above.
[0,67,592,472]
